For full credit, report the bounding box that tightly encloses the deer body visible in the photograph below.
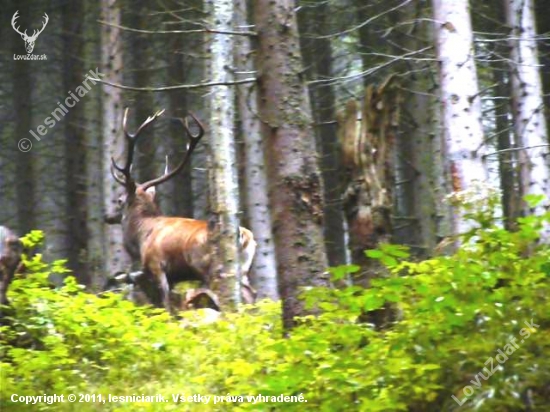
[109,110,256,311]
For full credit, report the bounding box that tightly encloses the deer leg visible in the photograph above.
[137,267,171,312]
[135,270,157,305]
[157,272,171,312]
[240,238,256,276]
[239,231,257,303]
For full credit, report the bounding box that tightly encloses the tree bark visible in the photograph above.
[534,0,550,128]
[338,78,400,282]
[390,1,439,255]
[505,0,550,239]
[100,0,131,275]
[12,0,35,235]
[83,1,108,290]
[205,0,242,309]
[234,0,278,300]
[128,0,156,186]
[62,0,89,285]
[433,0,489,235]
[356,1,388,86]
[483,0,520,230]
[167,34,193,218]
[297,0,348,269]
[253,0,330,330]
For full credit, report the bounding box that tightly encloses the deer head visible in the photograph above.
[109,109,204,254]
[12,11,49,54]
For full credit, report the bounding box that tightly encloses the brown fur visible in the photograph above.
[0,227,23,307]
[121,187,256,311]
[109,109,256,312]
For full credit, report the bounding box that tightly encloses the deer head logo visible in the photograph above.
[11,11,49,54]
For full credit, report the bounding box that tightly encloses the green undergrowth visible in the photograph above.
[1,197,549,411]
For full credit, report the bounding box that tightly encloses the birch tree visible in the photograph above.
[100,0,130,276]
[254,0,330,330]
[205,0,242,309]
[505,0,549,238]
[433,0,489,235]
[234,0,278,300]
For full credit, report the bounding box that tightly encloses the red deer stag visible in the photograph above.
[109,109,256,312]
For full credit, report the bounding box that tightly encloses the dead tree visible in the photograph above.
[338,77,401,327]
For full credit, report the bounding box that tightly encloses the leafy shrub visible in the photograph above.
[1,199,549,411]
[295,211,550,411]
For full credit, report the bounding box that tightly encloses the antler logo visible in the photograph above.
[11,11,49,54]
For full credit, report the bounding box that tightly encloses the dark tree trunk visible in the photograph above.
[127,0,156,184]
[167,33,193,218]
[487,0,520,230]
[253,0,330,330]
[535,0,550,132]
[356,0,393,86]
[100,0,131,276]
[494,71,519,229]
[388,1,439,256]
[297,1,347,269]
[12,0,35,235]
[62,0,89,284]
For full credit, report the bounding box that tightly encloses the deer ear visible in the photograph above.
[145,186,156,199]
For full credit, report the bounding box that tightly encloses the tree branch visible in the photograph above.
[309,0,412,40]
[86,77,256,92]
[97,20,256,37]
[308,46,432,86]
[483,144,550,158]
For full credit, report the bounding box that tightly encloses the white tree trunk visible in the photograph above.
[100,0,131,276]
[205,0,242,308]
[433,0,488,234]
[234,0,278,300]
[505,0,550,238]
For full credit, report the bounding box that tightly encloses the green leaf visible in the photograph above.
[523,194,546,208]
[328,264,360,281]
[366,249,384,258]
[362,293,385,311]
[380,255,398,267]
[380,244,410,258]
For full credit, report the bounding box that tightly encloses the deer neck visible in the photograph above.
[121,198,161,261]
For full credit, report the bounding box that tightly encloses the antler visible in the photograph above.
[11,11,48,40]
[28,13,49,41]
[140,113,205,191]
[11,11,26,37]
[111,108,165,188]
